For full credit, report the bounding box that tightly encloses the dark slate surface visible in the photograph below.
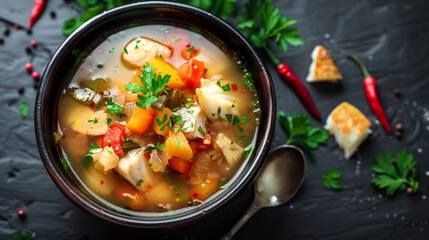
[1,0,429,239]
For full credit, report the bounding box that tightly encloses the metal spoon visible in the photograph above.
[222,145,306,240]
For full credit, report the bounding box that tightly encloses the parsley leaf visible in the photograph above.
[372,150,419,196]
[124,64,170,109]
[278,111,329,162]
[136,179,143,186]
[198,126,205,136]
[8,230,36,240]
[216,81,232,91]
[322,170,342,190]
[174,0,237,20]
[107,100,124,115]
[83,141,100,169]
[244,146,252,158]
[19,101,29,117]
[237,0,303,65]
[61,157,69,170]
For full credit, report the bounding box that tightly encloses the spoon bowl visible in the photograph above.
[255,145,306,206]
[222,145,306,239]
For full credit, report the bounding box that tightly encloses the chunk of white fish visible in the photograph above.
[122,36,172,67]
[172,105,207,140]
[196,78,238,121]
[116,148,157,191]
[69,105,109,136]
[216,133,243,166]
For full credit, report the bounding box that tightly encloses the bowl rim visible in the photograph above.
[35,1,276,229]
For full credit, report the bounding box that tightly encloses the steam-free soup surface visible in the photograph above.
[56,25,260,212]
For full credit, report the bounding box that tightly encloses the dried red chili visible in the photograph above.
[277,62,322,119]
[28,0,46,28]
[347,54,392,134]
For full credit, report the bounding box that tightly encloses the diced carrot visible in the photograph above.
[189,141,197,157]
[153,107,172,136]
[145,106,157,117]
[165,130,193,161]
[117,83,127,93]
[96,137,103,148]
[114,181,146,210]
[189,178,219,201]
[126,107,155,135]
[180,48,199,60]
[168,157,192,175]
[146,57,187,90]
[133,68,145,86]
[76,133,86,139]
[124,93,140,103]
[178,59,204,90]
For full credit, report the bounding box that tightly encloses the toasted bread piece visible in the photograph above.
[325,102,371,159]
[307,45,342,82]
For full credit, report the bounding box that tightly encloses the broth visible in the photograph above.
[55,25,260,212]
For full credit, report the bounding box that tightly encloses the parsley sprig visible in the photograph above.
[83,141,100,169]
[237,0,303,65]
[278,111,329,162]
[372,150,419,196]
[8,230,36,240]
[124,64,170,109]
[322,170,343,190]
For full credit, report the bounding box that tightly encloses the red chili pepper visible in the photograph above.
[28,0,46,28]
[277,63,322,119]
[347,54,392,134]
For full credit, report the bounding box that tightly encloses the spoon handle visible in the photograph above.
[221,200,262,240]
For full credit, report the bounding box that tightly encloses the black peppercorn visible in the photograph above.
[393,88,401,97]
[395,123,403,131]
[391,158,396,164]
[25,46,32,54]
[17,86,24,95]
[3,26,10,35]
[50,11,57,18]
[406,187,413,194]
[0,35,3,44]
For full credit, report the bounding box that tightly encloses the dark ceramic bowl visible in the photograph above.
[35,1,275,229]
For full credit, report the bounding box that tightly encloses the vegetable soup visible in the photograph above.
[55,25,260,212]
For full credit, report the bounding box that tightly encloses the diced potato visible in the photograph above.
[189,178,219,201]
[164,130,193,161]
[69,105,109,136]
[216,133,243,166]
[122,37,172,67]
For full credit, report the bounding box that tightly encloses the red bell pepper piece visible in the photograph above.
[177,59,205,90]
[102,123,126,156]
[347,54,392,134]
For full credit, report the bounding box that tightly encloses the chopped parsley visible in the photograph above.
[251,99,259,107]
[232,115,241,126]
[187,46,195,53]
[216,81,232,91]
[238,135,246,141]
[83,141,100,169]
[136,179,143,186]
[135,149,142,156]
[198,126,205,136]
[123,47,128,54]
[19,101,29,117]
[108,48,114,53]
[155,113,168,127]
[61,157,69,170]
[107,150,113,154]
[185,98,193,108]
[107,118,112,125]
[225,114,233,123]
[244,146,252,158]
[187,110,195,114]
[116,113,127,118]
[175,139,180,149]
[124,64,170,109]
[217,106,221,115]
[107,100,124,115]
[170,36,182,44]
[88,118,98,124]
[159,54,163,59]
[218,178,229,189]
[160,26,170,33]
[171,113,184,125]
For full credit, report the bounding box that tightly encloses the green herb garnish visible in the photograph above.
[171,113,184,126]
[88,118,98,124]
[198,126,205,136]
[107,100,124,115]
[61,157,69,170]
[175,139,180,149]
[216,81,232,91]
[372,150,419,196]
[19,101,29,117]
[244,146,252,158]
[83,141,100,169]
[136,179,143,186]
[124,64,170,109]
[322,170,343,190]
[107,118,112,125]
[170,36,182,44]
[238,135,246,141]
[278,111,329,162]
[187,46,195,53]
[8,230,36,240]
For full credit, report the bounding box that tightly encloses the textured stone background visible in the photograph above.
[1,0,429,239]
